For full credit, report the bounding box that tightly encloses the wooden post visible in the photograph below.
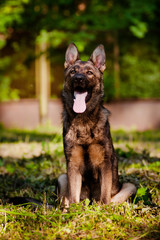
[35,42,50,125]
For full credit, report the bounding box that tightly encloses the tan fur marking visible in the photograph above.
[88,144,105,166]
[70,145,84,167]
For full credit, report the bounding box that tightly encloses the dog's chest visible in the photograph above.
[65,120,104,145]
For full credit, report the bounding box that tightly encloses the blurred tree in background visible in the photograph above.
[0,0,160,102]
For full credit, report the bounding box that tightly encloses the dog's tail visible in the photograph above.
[8,197,54,210]
[111,183,137,204]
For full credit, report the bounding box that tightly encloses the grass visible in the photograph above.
[0,125,160,239]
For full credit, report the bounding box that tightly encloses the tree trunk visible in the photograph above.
[35,42,50,125]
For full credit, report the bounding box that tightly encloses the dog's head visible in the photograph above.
[63,43,106,114]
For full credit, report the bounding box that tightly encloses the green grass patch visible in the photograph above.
[0,126,160,239]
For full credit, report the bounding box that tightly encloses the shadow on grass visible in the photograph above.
[0,169,58,208]
[116,147,160,164]
[0,172,57,202]
[0,152,66,207]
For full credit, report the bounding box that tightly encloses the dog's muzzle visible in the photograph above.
[72,74,87,91]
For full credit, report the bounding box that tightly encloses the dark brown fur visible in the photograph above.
[58,43,136,207]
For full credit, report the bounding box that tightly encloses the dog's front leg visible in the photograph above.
[67,163,82,203]
[100,162,112,204]
[67,145,84,204]
[88,144,112,204]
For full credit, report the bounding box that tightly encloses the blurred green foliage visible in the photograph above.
[0,0,160,101]
[120,43,160,99]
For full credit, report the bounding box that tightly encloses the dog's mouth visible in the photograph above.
[73,87,92,113]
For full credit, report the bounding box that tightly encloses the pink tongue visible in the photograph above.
[73,91,87,113]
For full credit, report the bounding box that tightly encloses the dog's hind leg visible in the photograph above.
[111,183,137,204]
[58,174,69,208]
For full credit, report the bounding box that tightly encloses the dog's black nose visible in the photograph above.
[73,74,85,83]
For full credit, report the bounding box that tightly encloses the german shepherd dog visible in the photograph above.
[58,43,136,207]
[5,44,136,209]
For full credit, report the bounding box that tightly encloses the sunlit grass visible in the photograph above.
[0,126,160,239]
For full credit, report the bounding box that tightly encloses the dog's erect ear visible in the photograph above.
[89,45,106,72]
[64,43,80,69]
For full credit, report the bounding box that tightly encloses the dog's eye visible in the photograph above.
[87,71,93,75]
[70,69,76,74]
